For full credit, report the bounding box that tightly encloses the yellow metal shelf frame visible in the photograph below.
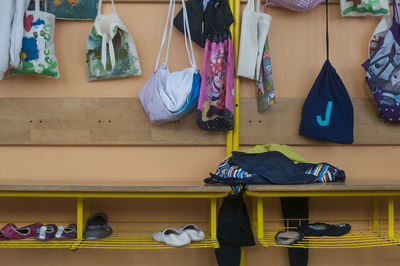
[0,189,229,250]
[246,190,399,249]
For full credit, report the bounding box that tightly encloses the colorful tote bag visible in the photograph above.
[9,0,59,78]
[340,0,389,16]
[138,0,201,124]
[363,0,400,123]
[255,38,275,112]
[86,0,141,81]
[45,0,99,20]
[196,30,235,131]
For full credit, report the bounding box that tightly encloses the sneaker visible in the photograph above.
[35,224,58,240]
[153,228,191,247]
[177,224,205,242]
[0,223,43,239]
[55,224,77,239]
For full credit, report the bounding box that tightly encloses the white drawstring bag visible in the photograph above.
[86,0,141,81]
[138,0,201,124]
[237,0,271,80]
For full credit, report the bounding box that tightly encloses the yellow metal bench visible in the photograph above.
[0,184,230,250]
[245,182,400,249]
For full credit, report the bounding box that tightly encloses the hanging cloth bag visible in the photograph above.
[340,0,389,17]
[368,15,391,58]
[9,0,59,78]
[362,0,400,123]
[204,0,235,35]
[86,0,141,81]
[267,0,323,12]
[174,0,206,47]
[299,0,354,144]
[138,0,201,124]
[256,37,275,112]
[237,0,271,80]
[255,2,275,112]
[196,30,235,131]
[45,0,99,20]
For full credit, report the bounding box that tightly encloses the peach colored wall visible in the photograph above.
[0,3,399,266]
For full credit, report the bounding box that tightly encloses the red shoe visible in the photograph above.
[0,223,43,239]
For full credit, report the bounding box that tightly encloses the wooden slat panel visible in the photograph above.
[0,98,225,145]
[0,98,398,145]
[247,181,400,192]
[0,183,231,193]
[239,98,400,146]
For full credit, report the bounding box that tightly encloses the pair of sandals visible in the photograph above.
[275,222,352,245]
[36,224,77,240]
[153,224,205,247]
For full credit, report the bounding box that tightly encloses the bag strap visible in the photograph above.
[155,0,197,71]
[182,0,197,68]
[155,0,175,70]
[262,0,269,13]
[97,0,117,16]
[325,0,329,60]
[33,0,40,11]
[393,0,399,24]
[96,0,118,72]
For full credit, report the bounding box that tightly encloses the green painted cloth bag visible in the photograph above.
[45,0,98,20]
[86,0,141,81]
[340,0,389,16]
[9,0,60,78]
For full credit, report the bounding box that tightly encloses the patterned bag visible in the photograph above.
[86,0,141,81]
[255,38,275,112]
[368,15,391,58]
[363,0,400,123]
[45,0,99,20]
[267,0,323,12]
[9,0,59,78]
[340,0,389,16]
[196,30,235,131]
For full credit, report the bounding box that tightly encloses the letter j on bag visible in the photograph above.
[316,101,333,127]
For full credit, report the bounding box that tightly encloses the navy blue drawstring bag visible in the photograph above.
[299,0,354,144]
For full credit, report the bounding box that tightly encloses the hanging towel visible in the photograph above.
[0,0,16,80]
[10,0,29,68]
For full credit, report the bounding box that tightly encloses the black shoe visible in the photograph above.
[299,223,351,237]
[83,212,113,240]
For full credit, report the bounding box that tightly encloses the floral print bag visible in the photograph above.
[9,0,59,78]
[86,0,141,81]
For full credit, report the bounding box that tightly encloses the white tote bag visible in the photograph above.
[9,0,59,78]
[237,0,271,80]
[138,0,200,124]
[86,0,141,81]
